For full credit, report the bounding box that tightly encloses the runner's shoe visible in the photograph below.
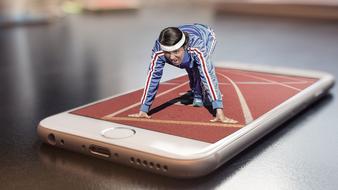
[193,98,203,107]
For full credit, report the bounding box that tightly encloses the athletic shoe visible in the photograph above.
[193,98,203,107]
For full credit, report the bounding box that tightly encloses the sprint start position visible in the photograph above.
[129,23,238,124]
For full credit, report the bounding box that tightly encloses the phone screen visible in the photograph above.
[70,68,318,143]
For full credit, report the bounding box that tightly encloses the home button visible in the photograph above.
[101,127,135,139]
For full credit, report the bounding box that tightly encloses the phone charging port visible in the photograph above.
[89,145,111,158]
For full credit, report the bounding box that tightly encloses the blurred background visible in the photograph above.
[2,0,338,26]
[1,0,338,189]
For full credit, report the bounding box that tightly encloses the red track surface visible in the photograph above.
[71,68,317,143]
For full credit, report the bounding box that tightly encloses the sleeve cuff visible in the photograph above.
[140,104,150,113]
[212,100,223,109]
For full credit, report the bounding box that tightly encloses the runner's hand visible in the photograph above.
[128,111,151,119]
[210,109,238,124]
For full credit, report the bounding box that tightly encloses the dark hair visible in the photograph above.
[158,27,189,49]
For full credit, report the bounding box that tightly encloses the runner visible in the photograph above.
[129,24,238,124]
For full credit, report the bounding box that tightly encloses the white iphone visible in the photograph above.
[37,63,334,178]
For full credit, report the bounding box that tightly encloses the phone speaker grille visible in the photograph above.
[129,157,168,172]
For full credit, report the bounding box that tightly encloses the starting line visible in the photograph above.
[102,116,243,128]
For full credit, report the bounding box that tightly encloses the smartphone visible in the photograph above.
[37,63,335,178]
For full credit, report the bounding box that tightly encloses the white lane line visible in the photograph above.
[104,81,190,117]
[178,92,191,96]
[218,73,254,124]
[218,81,308,85]
[240,71,308,83]
[234,72,302,91]
[161,82,182,85]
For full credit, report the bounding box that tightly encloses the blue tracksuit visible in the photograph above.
[140,23,223,113]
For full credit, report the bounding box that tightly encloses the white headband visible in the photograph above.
[160,31,185,52]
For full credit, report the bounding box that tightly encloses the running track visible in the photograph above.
[71,68,317,143]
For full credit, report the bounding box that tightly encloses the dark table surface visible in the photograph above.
[1,5,338,190]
